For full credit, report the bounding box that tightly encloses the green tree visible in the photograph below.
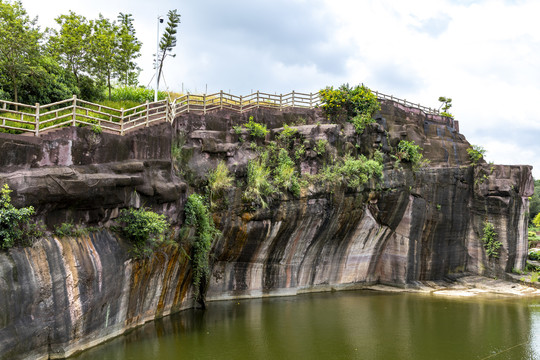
[438,96,453,118]
[0,0,42,103]
[48,11,93,87]
[156,9,180,90]
[89,14,118,100]
[18,55,78,104]
[116,13,141,86]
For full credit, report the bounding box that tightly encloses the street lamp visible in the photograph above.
[155,16,164,102]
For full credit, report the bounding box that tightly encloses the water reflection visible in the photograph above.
[74,292,540,360]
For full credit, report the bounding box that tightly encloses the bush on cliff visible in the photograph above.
[0,184,38,249]
[117,207,169,257]
[319,84,380,132]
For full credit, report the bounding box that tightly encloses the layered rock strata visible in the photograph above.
[0,100,532,359]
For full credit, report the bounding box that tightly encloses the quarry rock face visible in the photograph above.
[0,100,532,359]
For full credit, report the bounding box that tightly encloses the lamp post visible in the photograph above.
[155,15,164,102]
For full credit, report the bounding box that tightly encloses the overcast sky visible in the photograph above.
[20,0,540,178]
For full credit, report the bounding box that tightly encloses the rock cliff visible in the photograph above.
[0,99,533,359]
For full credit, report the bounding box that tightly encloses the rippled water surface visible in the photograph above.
[74,291,540,360]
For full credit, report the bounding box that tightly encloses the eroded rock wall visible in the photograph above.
[0,101,532,359]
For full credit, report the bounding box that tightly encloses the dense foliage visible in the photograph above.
[117,207,169,257]
[0,184,37,249]
[184,194,220,299]
[319,84,380,125]
[0,1,144,103]
[393,140,427,170]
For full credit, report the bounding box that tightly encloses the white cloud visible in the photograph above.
[16,0,540,177]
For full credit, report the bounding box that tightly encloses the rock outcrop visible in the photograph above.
[0,100,532,359]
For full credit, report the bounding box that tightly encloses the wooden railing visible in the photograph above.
[0,90,443,137]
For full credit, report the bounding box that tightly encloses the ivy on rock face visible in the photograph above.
[185,194,220,302]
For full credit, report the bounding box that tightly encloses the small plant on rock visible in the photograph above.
[243,116,269,138]
[481,221,502,259]
[467,145,486,165]
[207,161,234,208]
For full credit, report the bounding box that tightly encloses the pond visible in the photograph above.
[73,291,540,360]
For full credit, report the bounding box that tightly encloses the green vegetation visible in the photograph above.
[0,184,37,249]
[350,113,376,134]
[438,96,453,118]
[207,161,234,207]
[467,145,486,165]
[274,149,301,197]
[243,116,269,138]
[116,207,169,258]
[481,221,502,259]
[323,154,383,190]
[244,152,274,208]
[54,222,98,238]
[156,10,181,93]
[184,193,220,304]
[315,139,328,156]
[529,250,540,261]
[0,1,165,104]
[319,84,380,120]
[393,140,427,170]
[529,180,540,224]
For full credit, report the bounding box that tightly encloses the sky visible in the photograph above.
[20,0,540,178]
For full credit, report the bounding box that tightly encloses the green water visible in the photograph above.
[74,291,540,360]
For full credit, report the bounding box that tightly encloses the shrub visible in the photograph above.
[0,184,36,249]
[207,161,234,206]
[481,221,502,259]
[324,154,383,190]
[529,250,540,261]
[467,145,486,165]
[349,113,376,134]
[274,149,301,197]
[55,222,81,237]
[319,83,380,120]
[244,152,274,208]
[117,207,169,257]
[243,116,269,138]
[393,140,427,170]
[184,194,220,300]
[315,139,328,156]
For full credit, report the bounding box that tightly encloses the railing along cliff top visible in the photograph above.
[0,90,444,137]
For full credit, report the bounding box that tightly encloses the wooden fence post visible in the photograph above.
[220,90,223,110]
[257,91,260,108]
[203,94,207,115]
[35,103,40,136]
[292,90,295,107]
[145,100,150,127]
[240,95,243,112]
[280,94,283,111]
[309,93,312,108]
[72,95,77,126]
[187,94,190,113]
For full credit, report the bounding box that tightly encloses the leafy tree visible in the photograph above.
[438,96,453,118]
[156,9,180,90]
[89,14,118,100]
[116,13,141,86]
[0,0,42,103]
[18,55,78,104]
[48,11,93,87]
